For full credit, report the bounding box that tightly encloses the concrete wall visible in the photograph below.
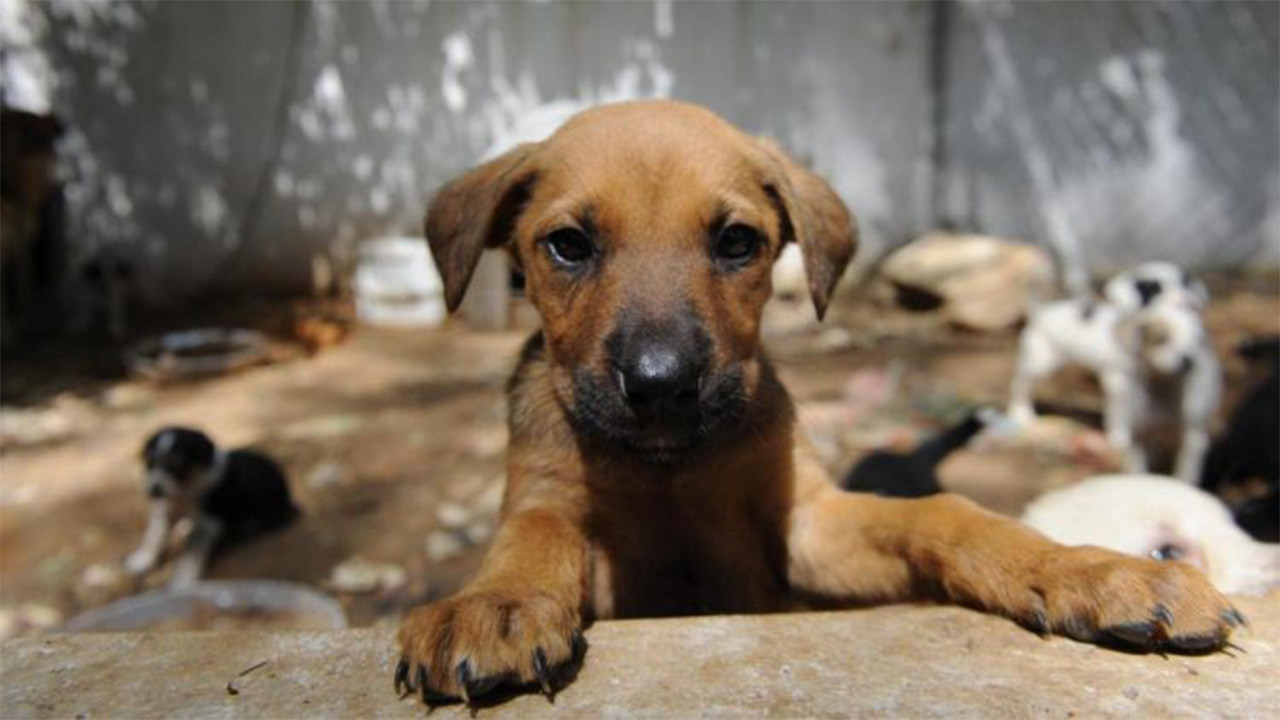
[6,0,1276,303]
[936,0,1279,289]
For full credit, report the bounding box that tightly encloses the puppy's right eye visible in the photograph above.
[1151,543,1185,562]
[544,228,594,266]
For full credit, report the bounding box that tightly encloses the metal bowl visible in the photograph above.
[124,327,269,380]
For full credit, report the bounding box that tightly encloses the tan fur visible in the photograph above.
[398,101,1237,702]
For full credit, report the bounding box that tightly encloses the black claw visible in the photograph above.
[1061,617,1098,643]
[1108,622,1157,646]
[455,659,501,704]
[1167,633,1222,653]
[570,629,588,661]
[1225,607,1248,628]
[532,647,553,697]
[1028,609,1049,635]
[395,658,410,696]
[1153,605,1174,627]
[456,660,473,704]
[417,665,430,703]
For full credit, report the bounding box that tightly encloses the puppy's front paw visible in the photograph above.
[395,587,584,705]
[1022,546,1244,652]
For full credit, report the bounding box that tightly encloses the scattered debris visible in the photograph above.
[328,556,406,594]
[0,604,63,641]
[0,393,96,449]
[305,462,346,490]
[435,501,471,529]
[99,382,155,411]
[425,530,469,563]
[293,314,349,355]
[226,660,269,696]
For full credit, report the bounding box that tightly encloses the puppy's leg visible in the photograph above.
[788,483,1240,651]
[398,495,588,702]
[1174,425,1211,485]
[1100,369,1148,471]
[1007,332,1056,426]
[124,500,172,576]
[168,515,222,588]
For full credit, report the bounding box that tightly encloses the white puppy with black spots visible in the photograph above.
[125,427,298,587]
[1008,264,1221,483]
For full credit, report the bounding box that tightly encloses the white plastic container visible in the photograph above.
[352,237,446,328]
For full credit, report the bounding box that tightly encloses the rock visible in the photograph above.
[306,462,346,490]
[4,599,1277,717]
[327,556,405,594]
[880,232,1054,332]
[435,501,471,529]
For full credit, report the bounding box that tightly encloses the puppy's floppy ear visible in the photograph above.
[754,139,858,320]
[425,144,538,312]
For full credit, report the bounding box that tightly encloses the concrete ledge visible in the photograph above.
[4,599,1279,718]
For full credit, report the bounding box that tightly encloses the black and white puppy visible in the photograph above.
[1008,280,1221,483]
[124,427,298,586]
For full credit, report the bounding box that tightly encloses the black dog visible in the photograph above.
[1201,336,1279,541]
[841,408,997,498]
[125,426,297,585]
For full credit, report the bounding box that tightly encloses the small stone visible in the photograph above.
[435,501,471,528]
[81,563,122,589]
[306,462,345,490]
[101,383,154,410]
[425,530,467,563]
[328,556,405,594]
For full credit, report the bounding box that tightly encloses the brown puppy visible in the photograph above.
[396,101,1241,703]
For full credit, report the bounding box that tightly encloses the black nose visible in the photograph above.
[147,483,165,499]
[1135,279,1162,306]
[616,342,704,419]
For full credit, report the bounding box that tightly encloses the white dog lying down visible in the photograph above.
[1023,475,1280,596]
[1008,294,1221,483]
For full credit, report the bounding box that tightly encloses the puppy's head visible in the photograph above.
[141,426,217,499]
[1134,305,1205,376]
[1105,261,1208,313]
[427,101,857,460]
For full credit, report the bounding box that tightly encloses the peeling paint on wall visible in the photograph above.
[11,0,1276,302]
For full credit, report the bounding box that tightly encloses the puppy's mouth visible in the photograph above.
[566,366,748,462]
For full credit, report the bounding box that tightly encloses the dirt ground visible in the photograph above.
[1,274,1276,635]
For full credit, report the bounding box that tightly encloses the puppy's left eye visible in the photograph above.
[714,224,761,265]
